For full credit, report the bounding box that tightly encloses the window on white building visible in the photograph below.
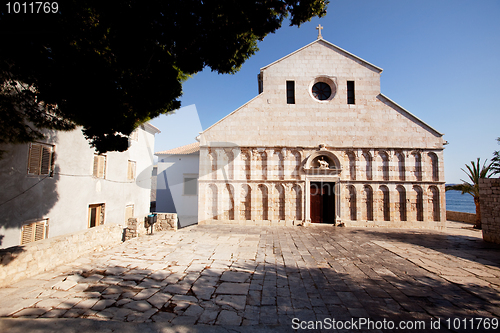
[21,219,48,245]
[27,143,54,176]
[88,203,105,228]
[93,154,106,178]
[127,160,136,180]
[125,204,134,223]
[183,175,198,195]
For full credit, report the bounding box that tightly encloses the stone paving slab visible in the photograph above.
[0,318,295,333]
[0,221,499,332]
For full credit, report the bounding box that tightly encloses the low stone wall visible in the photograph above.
[155,213,178,231]
[344,220,446,230]
[0,224,124,288]
[124,213,177,240]
[479,178,500,244]
[446,210,476,224]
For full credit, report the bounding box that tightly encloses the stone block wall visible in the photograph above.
[479,178,500,244]
[199,41,446,150]
[0,224,124,288]
[123,217,139,240]
[124,213,178,240]
[198,145,445,229]
[155,213,178,232]
[446,211,476,224]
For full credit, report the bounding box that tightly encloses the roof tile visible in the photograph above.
[156,142,199,155]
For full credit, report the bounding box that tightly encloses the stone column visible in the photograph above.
[233,147,242,181]
[249,183,256,221]
[335,182,341,223]
[199,147,209,182]
[408,186,416,222]
[234,183,241,221]
[355,149,361,181]
[284,183,292,221]
[305,179,311,223]
[388,150,394,182]
[373,186,381,222]
[373,150,379,181]
[422,185,429,222]
[217,149,226,182]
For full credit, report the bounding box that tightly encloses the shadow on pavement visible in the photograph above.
[351,228,500,268]
[0,225,499,332]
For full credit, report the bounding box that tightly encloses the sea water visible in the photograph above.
[445,188,475,213]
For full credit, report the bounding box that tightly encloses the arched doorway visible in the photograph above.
[310,181,336,224]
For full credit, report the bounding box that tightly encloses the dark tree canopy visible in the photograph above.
[0,0,328,153]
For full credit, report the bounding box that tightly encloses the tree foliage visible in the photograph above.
[0,0,328,153]
[445,158,494,229]
[492,137,500,175]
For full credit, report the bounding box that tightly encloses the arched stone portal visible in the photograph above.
[304,150,341,224]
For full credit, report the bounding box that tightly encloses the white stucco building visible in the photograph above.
[155,142,199,228]
[0,123,160,249]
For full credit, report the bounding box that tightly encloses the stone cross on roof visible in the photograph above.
[316,24,323,39]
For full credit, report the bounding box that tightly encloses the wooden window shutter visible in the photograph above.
[93,155,99,177]
[127,161,136,180]
[28,144,42,175]
[21,219,48,245]
[98,156,106,178]
[28,143,53,175]
[93,155,106,178]
[40,146,52,175]
[34,221,48,241]
[102,156,106,178]
[125,205,134,223]
[21,223,34,245]
[88,204,105,227]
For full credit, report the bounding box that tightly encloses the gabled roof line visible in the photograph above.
[155,142,200,155]
[143,122,161,134]
[199,94,263,136]
[378,94,444,137]
[260,38,383,73]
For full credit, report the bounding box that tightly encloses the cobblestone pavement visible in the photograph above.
[1,222,500,332]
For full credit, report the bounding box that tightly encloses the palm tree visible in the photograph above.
[492,137,500,175]
[446,158,494,229]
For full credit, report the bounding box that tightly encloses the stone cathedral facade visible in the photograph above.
[196,36,446,229]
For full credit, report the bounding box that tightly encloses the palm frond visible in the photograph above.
[480,159,493,178]
[448,158,493,199]
[492,137,500,175]
[446,183,474,195]
[462,163,475,184]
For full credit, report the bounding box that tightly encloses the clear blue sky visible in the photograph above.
[151,0,500,184]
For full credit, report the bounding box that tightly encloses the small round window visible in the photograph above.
[312,82,332,100]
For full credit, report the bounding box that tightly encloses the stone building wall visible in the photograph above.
[198,146,445,229]
[123,213,178,240]
[200,41,445,150]
[197,39,445,229]
[446,211,476,224]
[479,178,500,244]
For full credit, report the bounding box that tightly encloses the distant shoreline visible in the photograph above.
[445,189,475,214]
